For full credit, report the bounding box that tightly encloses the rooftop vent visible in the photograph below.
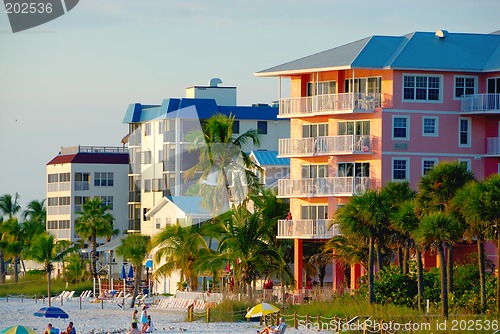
[209,78,222,87]
[435,30,449,39]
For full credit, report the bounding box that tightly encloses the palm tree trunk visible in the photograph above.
[376,244,383,272]
[0,252,5,284]
[14,256,19,283]
[368,237,375,304]
[446,243,453,296]
[416,248,424,312]
[477,237,486,312]
[130,265,141,308]
[437,242,448,318]
[403,245,409,275]
[398,247,403,272]
[47,270,52,307]
[91,235,98,280]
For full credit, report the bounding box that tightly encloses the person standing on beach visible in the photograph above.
[132,309,139,324]
[127,322,141,334]
[140,305,149,333]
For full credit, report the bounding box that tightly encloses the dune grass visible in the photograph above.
[0,276,92,298]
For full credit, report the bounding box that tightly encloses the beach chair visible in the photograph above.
[65,291,75,300]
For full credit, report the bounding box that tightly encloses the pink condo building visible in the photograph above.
[255,30,500,291]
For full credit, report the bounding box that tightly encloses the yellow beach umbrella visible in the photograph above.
[245,302,280,318]
[0,326,36,334]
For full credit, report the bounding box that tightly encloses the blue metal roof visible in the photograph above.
[251,150,290,166]
[123,98,279,124]
[256,31,500,75]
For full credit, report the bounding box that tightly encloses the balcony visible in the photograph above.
[277,219,340,239]
[487,137,500,157]
[278,177,375,198]
[279,92,381,118]
[461,94,500,114]
[278,135,373,157]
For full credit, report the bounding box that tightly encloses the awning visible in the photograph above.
[96,236,125,252]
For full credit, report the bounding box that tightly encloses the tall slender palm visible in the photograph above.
[335,189,391,303]
[0,193,21,284]
[75,197,115,280]
[23,199,46,225]
[116,234,151,308]
[417,161,474,296]
[415,212,462,318]
[478,174,500,312]
[151,221,208,292]
[184,113,261,212]
[24,232,74,306]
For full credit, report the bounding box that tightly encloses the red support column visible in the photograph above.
[294,238,303,289]
[350,263,363,290]
[332,259,345,294]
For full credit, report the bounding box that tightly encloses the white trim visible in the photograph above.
[392,115,410,141]
[382,152,481,158]
[422,116,439,137]
[383,109,463,115]
[392,157,410,182]
[453,75,478,100]
[402,73,443,103]
[458,117,472,148]
[422,158,438,176]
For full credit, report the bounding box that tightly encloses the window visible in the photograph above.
[422,117,438,137]
[345,77,381,93]
[301,205,328,219]
[99,196,113,210]
[144,179,152,192]
[257,121,267,134]
[59,196,70,206]
[47,197,58,206]
[74,172,90,191]
[487,77,500,94]
[232,120,240,134]
[338,120,370,135]
[422,159,437,175]
[403,75,441,101]
[392,158,409,181]
[144,123,151,136]
[74,196,89,212]
[458,159,471,171]
[48,174,58,183]
[94,172,114,187]
[393,116,410,140]
[455,76,477,98]
[459,117,471,147]
[302,164,328,178]
[59,172,70,182]
[337,162,370,177]
[307,80,336,96]
[142,151,152,164]
[302,123,328,137]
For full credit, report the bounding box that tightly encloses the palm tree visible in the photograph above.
[184,113,262,212]
[1,217,23,282]
[116,234,151,308]
[335,189,391,303]
[23,199,46,225]
[24,232,74,306]
[75,197,115,280]
[0,193,21,284]
[63,253,89,284]
[416,161,474,296]
[414,211,462,318]
[151,221,208,292]
[478,174,500,312]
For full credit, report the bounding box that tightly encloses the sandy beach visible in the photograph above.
[0,297,331,334]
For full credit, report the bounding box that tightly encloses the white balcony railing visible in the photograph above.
[487,137,500,156]
[278,177,374,198]
[277,219,340,239]
[279,92,381,117]
[60,146,128,155]
[461,93,500,114]
[278,135,372,157]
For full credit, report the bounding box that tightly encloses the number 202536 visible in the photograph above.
[5,2,53,14]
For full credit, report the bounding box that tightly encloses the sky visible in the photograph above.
[0,0,499,210]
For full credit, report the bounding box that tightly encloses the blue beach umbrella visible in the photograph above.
[120,264,127,280]
[34,306,69,319]
[128,265,134,279]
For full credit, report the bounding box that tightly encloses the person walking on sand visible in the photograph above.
[128,322,141,334]
[140,305,149,333]
[132,309,139,324]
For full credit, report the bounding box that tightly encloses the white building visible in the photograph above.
[122,80,290,237]
[46,145,129,242]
